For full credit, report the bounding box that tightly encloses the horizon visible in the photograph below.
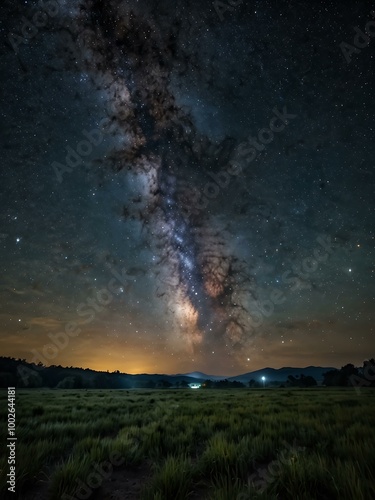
[3,355,345,377]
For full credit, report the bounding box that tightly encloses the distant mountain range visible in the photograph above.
[181,366,336,383]
[229,366,336,383]
[0,357,336,388]
[175,371,227,381]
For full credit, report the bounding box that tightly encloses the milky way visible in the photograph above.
[53,0,260,356]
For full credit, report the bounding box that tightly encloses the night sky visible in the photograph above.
[0,0,374,375]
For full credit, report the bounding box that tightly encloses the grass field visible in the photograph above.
[0,388,374,499]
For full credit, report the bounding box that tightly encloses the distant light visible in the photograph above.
[188,383,201,389]
[349,268,352,272]
[261,376,266,381]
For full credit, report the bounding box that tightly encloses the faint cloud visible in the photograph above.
[28,317,64,329]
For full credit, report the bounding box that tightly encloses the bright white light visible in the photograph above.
[262,376,265,381]
[189,383,201,389]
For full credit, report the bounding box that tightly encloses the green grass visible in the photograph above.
[0,388,374,499]
[141,455,194,499]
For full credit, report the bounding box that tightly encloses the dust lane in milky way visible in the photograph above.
[66,1,257,356]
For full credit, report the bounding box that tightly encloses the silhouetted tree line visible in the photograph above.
[323,360,375,387]
[247,379,289,388]
[0,357,198,389]
[286,374,317,388]
[202,379,245,389]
